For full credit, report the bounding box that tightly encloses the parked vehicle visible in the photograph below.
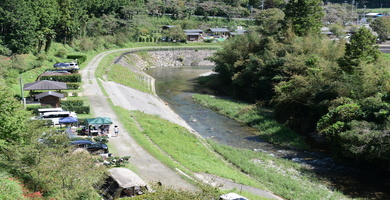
[219,193,249,200]
[53,61,79,72]
[99,168,148,199]
[69,140,108,154]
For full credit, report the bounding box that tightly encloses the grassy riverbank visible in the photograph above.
[113,107,346,200]
[97,47,348,199]
[192,94,309,150]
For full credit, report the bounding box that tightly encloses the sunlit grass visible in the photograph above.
[210,142,347,200]
[192,94,309,150]
[112,106,347,200]
[107,64,152,94]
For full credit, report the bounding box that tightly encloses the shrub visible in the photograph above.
[39,74,81,82]
[66,83,80,90]
[67,54,87,64]
[61,100,84,107]
[55,48,68,58]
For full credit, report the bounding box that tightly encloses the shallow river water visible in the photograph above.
[146,66,390,199]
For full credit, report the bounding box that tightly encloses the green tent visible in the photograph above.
[86,117,113,125]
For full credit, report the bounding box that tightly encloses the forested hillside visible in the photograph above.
[0,0,389,199]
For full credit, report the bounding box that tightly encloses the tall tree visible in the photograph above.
[33,0,59,53]
[370,16,390,43]
[255,8,285,35]
[338,27,381,74]
[283,0,324,36]
[0,0,39,54]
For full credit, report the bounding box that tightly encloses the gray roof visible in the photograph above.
[185,32,200,36]
[35,91,65,99]
[24,80,67,90]
[230,30,246,35]
[184,29,203,33]
[162,25,176,29]
[208,28,230,33]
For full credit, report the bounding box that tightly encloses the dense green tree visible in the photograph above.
[370,16,390,43]
[254,8,285,35]
[338,27,381,74]
[165,26,187,42]
[209,32,286,101]
[272,34,345,132]
[0,81,30,147]
[0,0,39,54]
[283,0,324,36]
[317,95,390,164]
[33,0,60,53]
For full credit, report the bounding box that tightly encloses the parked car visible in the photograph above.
[70,140,108,154]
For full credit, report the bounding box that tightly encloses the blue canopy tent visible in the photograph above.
[59,117,78,124]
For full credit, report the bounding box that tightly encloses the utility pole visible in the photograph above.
[19,78,26,109]
[261,0,264,10]
[351,0,355,24]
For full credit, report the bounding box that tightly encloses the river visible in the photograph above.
[145,66,390,200]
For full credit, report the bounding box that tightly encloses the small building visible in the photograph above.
[184,30,204,41]
[207,28,230,37]
[230,30,246,37]
[365,13,383,18]
[162,25,176,30]
[35,91,65,108]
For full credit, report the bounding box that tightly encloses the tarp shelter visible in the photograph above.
[59,117,78,124]
[108,168,147,188]
[100,168,148,199]
[86,117,113,125]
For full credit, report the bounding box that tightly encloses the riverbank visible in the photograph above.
[86,47,288,200]
[96,48,349,199]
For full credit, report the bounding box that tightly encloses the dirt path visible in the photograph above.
[81,49,197,191]
[81,48,283,200]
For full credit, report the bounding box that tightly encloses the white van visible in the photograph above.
[39,111,77,125]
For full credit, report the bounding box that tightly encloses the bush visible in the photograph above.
[0,176,24,199]
[66,83,80,90]
[67,54,87,64]
[61,100,84,107]
[39,74,81,82]
[55,48,68,58]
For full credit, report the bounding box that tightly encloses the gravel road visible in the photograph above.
[81,48,283,200]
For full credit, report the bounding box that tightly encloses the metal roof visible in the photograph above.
[208,28,230,32]
[35,91,65,99]
[23,80,67,90]
[184,29,204,33]
[185,32,200,36]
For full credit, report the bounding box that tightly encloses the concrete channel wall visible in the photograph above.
[114,47,218,70]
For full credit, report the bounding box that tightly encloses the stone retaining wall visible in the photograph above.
[120,50,216,71]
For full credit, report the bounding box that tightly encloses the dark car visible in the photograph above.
[70,140,108,154]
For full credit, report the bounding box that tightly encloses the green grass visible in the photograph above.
[383,53,390,61]
[192,94,309,150]
[107,64,152,94]
[112,106,347,200]
[0,172,25,199]
[210,143,347,200]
